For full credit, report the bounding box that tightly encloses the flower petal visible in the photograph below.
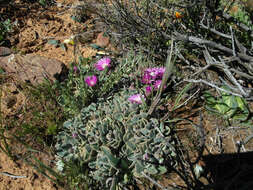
[85,75,97,87]
[128,94,145,104]
[95,57,111,71]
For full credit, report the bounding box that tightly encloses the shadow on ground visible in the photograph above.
[201,151,253,190]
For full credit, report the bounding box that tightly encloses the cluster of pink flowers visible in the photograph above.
[128,67,166,104]
[84,60,166,104]
[141,67,165,84]
[142,67,165,96]
[85,57,111,87]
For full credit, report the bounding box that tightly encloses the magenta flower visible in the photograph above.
[94,57,111,71]
[128,94,145,104]
[148,68,158,80]
[154,80,162,89]
[143,153,149,160]
[72,133,77,138]
[157,67,165,78]
[141,67,165,84]
[73,66,78,72]
[141,72,152,84]
[145,86,152,96]
[154,80,167,90]
[85,75,97,87]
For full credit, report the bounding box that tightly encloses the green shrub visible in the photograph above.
[55,52,150,117]
[0,18,12,45]
[55,90,176,189]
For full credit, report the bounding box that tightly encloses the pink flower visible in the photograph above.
[154,80,166,90]
[141,67,165,84]
[145,86,152,96]
[141,72,152,84]
[94,57,111,71]
[154,80,162,89]
[157,67,165,78]
[73,66,78,72]
[141,73,151,84]
[143,153,149,160]
[85,75,97,87]
[148,68,158,80]
[128,94,145,104]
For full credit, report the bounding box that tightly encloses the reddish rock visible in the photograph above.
[0,47,12,57]
[0,54,67,85]
[96,32,109,48]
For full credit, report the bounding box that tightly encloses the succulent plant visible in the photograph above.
[55,89,177,188]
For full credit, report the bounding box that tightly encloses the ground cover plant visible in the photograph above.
[55,49,176,189]
[1,0,253,189]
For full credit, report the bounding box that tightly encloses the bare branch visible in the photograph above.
[172,32,253,62]
[230,26,236,57]
[184,79,243,97]
[200,23,231,39]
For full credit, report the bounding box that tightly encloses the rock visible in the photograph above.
[0,54,68,85]
[76,31,94,44]
[96,32,110,48]
[0,47,12,57]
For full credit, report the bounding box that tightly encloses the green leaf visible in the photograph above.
[140,128,149,135]
[90,43,103,50]
[63,120,72,128]
[134,161,144,177]
[46,123,57,135]
[158,166,167,174]
[204,92,216,104]
[0,68,5,74]
[60,43,67,51]
[39,0,46,6]
[101,146,119,168]
[126,140,136,151]
[194,164,204,178]
[120,159,129,170]
[123,173,129,184]
[146,165,158,175]
[222,94,238,109]
[235,96,248,111]
[70,15,81,23]
[172,83,192,110]
[232,112,248,121]
[48,40,60,46]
